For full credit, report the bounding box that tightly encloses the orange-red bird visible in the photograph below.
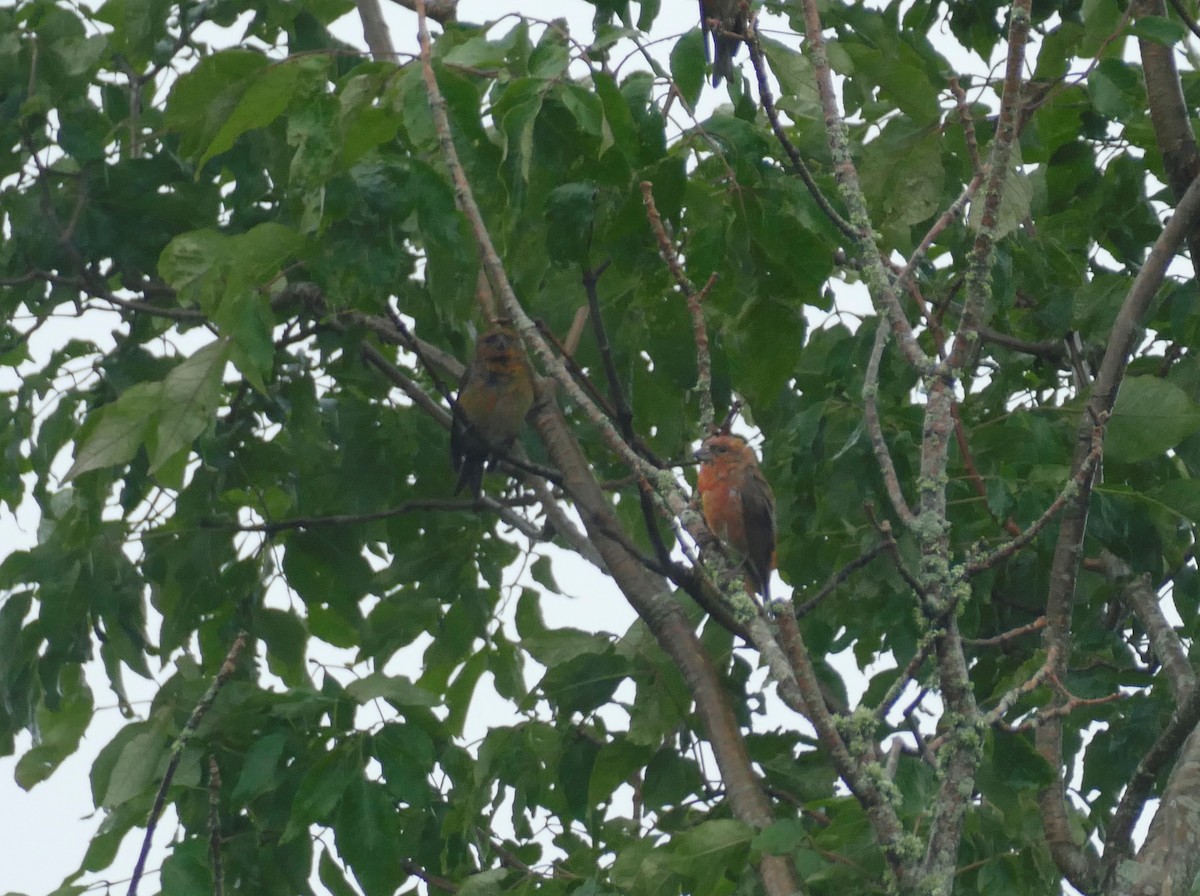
[699,0,748,87]
[696,433,776,600]
[450,323,534,496]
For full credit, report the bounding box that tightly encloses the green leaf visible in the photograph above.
[336,777,402,896]
[165,50,270,159]
[860,122,945,231]
[545,182,598,265]
[158,229,230,310]
[256,608,309,686]
[230,727,286,801]
[672,817,753,870]
[14,665,93,788]
[151,340,229,473]
[318,848,361,896]
[670,29,705,109]
[199,57,325,168]
[1107,376,1200,464]
[967,151,1032,240]
[1128,15,1188,46]
[1088,59,1141,122]
[65,383,162,480]
[345,672,438,707]
[540,650,626,717]
[760,36,821,120]
[458,870,508,896]
[752,818,807,855]
[100,730,164,809]
[285,743,362,840]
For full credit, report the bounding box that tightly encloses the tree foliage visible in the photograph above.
[5,0,1200,894]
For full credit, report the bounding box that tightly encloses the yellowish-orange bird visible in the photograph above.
[450,324,534,496]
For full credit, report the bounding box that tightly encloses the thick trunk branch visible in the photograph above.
[1135,0,1200,279]
[1040,175,1200,892]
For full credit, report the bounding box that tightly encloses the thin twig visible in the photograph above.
[127,633,248,896]
[896,172,984,289]
[873,631,938,726]
[963,616,1046,648]
[208,757,224,896]
[794,540,891,618]
[948,76,982,173]
[966,419,1105,575]
[1168,0,1200,39]
[797,0,931,374]
[947,0,1033,373]
[967,646,1058,739]
[745,24,857,241]
[640,181,716,433]
[863,318,916,527]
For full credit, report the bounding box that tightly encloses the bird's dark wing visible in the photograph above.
[742,467,776,600]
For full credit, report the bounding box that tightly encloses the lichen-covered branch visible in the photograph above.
[640,181,716,434]
[948,0,1031,371]
[863,317,916,527]
[797,0,931,374]
[1123,574,1195,698]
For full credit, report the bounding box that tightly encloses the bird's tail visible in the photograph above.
[711,36,739,86]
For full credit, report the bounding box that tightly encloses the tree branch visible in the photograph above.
[797,0,931,374]
[1123,574,1195,698]
[745,24,857,242]
[356,0,397,59]
[528,380,801,896]
[1134,0,1200,280]
[1038,173,1200,892]
[640,181,716,434]
[770,610,911,883]
[127,633,247,896]
[863,317,916,527]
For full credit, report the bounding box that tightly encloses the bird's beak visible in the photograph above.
[694,446,711,462]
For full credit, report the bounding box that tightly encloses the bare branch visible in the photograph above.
[965,420,1105,575]
[640,181,716,434]
[745,23,857,242]
[128,633,248,896]
[863,318,916,527]
[948,0,1032,373]
[208,758,224,896]
[1039,173,1200,894]
[1124,574,1195,698]
[1135,0,1200,280]
[797,0,931,374]
[963,616,1046,649]
[357,0,397,59]
[771,609,911,881]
